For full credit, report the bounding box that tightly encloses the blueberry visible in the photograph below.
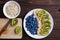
[26,22,30,26]
[30,24,33,27]
[33,30,37,34]
[31,14,34,17]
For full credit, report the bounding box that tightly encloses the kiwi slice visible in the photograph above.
[15,26,22,34]
[12,18,18,26]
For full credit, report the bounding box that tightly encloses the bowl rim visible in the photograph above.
[23,8,54,39]
[3,1,21,19]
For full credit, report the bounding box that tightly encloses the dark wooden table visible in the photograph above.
[0,0,60,40]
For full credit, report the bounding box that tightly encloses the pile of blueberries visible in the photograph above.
[26,14,38,35]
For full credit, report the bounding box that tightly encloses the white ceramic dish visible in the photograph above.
[23,8,54,39]
[3,1,21,19]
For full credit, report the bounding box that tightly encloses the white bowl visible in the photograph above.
[3,1,21,19]
[23,8,54,39]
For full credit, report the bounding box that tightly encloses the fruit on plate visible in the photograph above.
[26,14,38,35]
[25,9,51,36]
[34,9,51,36]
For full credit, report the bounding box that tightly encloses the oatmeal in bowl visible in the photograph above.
[3,1,21,19]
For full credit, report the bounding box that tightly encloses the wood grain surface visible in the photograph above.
[0,0,60,40]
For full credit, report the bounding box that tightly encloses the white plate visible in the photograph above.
[23,8,54,39]
[3,1,21,19]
